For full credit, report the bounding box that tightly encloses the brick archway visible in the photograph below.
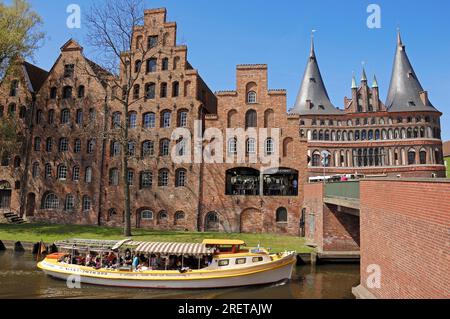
[240,208,263,234]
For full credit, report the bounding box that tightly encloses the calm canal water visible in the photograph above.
[0,250,360,299]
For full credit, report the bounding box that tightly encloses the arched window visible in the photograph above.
[9,80,18,96]
[276,207,288,223]
[159,139,170,156]
[228,138,237,155]
[146,58,157,73]
[128,112,137,128]
[74,139,82,153]
[312,152,321,167]
[173,56,180,70]
[143,112,156,129]
[419,150,427,165]
[59,138,69,152]
[82,196,91,212]
[87,139,95,154]
[283,138,293,157]
[0,105,3,118]
[247,91,257,104]
[75,109,83,125]
[142,141,154,157]
[133,84,140,100]
[245,110,257,129]
[226,168,260,196]
[126,141,136,156]
[77,85,85,98]
[50,87,57,99]
[162,58,169,71]
[46,137,53,152]
[174,211,185,225]
[85,167,92,183]
[177,110,188,128]
[72,166,80,181]
[140,171,153,189]
[145,82,156,99]
[64,194,75,212]
[160,82,167,98]
[175,169,187,187]
[8,103,16,116]
[32,162,40,178]
[172,81,179,97]
[112,112,121,129]
[265,138,274,155]
[62,86,72,99]
[161,110,171,128]
[127,169,134,186]
[61,109,70,124]
[158,210,168,223]
[57,164,68,180]
[134,60,142,73]
[109,168,119,186]
[227,110,238,128]
[34,137,41,151]
[408,150,416,165]
[19,105,26,119]
[43,193,59,210]
[13,156,21,168]
[264,109,274,128]
[246,138,256,154]
[176,138,186,156]
[141,210,153,220]
[158,169,169,186]
[44,163,52,179]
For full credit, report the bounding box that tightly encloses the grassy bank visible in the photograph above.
[0,223,314,253]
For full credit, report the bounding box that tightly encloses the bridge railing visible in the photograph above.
[324,181,360,200]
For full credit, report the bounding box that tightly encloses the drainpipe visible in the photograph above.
[97,94,109,226]
[19,92,37,218]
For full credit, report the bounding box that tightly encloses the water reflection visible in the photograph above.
[0,251,359,299]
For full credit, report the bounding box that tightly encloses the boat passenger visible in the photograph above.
[123,250,133,266]
[132,253,140,270]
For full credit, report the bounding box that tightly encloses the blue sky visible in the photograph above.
[19,0,450,140]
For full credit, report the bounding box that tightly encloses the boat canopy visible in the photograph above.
[131,242,212,256]
[202,239,246,246]
[54,239,132,252]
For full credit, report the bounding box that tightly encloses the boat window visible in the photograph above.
[218,259,230,267]
[252,257,264,263]
[235,258,247,265]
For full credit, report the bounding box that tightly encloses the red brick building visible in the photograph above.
[0,8,446,236]
[292,34,445,179]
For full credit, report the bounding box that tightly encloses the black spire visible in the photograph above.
[291,36,342,115]
[385,31,438,112]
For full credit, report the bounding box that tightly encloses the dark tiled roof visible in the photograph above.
[443,141,450,157]
[23,61,48,92]
[290,38,343,116]
[386,32,438,113]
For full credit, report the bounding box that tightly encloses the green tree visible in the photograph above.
[0,0,44,78]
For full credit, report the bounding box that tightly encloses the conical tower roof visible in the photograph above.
[291,37,342,115]
[385,32,438,112]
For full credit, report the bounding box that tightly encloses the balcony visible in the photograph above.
[324,181,360,211]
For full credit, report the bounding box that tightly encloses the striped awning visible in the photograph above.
[133,242,210,255]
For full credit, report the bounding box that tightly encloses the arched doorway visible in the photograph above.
[205,212,220,232]
[240,208,263,234]
[26,193,36,217]
[0,181,12,210]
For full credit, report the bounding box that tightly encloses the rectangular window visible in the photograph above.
[252,257,264,263]
[235,258,247,265]
[64,64,75,78]
[76,109,83,125]
[148,36,158,49]
[218,260,230,267]
[140,171,153,189]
